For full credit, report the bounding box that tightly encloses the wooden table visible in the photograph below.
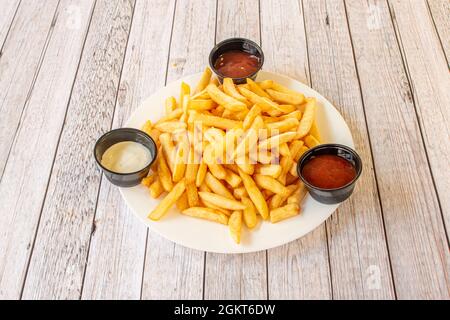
[0,0,448,300]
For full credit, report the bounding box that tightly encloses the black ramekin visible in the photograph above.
[94,128,157,188]
[209,38,264,84]
[297,144,362,205]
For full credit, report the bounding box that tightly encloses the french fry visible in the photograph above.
[266,118,299,133]
[277,156,292,185]
[199,183,211,193]
[267,88,305,105]
[258,132,297,150]
[247,78,271,99]
[189,111,241,130]
[243,104,262,130]
[185,146,199,183]
[205,172,234,199]
[148,179,186,220]
[158,150,174,192]
[201,199,232,216]
[256,164,282,178]
[279,143,291,157]
[287,182,307,205]
[191,89,210,100]
[172,138,188,183]
[242,197,257,229]
[223,78,251,105]
[155,121,187,133]
[180,82,190,110]
[279,110,302,121]
[165,96,177,114]
[141,120,153,135]
[256,80,273,90]
[158,133,175,172]
[186,182,200,207]
[156,108,183,125]
[229,211,242,244]
[269,183,298,209]
[309,121,321,142]
[198,192,246,210]
[270,203,300,223]
[238,87,283,113]
[176,192,189,211]
[207,84,247,111]
[141,174,155,187]
[236,160,255,175]
[149,177,164,198]
[271,82,305,101]
[233,186,248,199]
[254,174,289,195]
[182,207,229,225]
[304,135,320,148]
[189,99,215,111]
[262,189,274,200]
[194,67,212,94]
[239,168,269,219]
[296,98,316,138]
[196,160,208,187]
[224,169,242,188]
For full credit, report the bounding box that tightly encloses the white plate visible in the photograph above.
[122,71,354,254]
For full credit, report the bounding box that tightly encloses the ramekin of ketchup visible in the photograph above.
[297,144,362,205]
[209,38,264,84]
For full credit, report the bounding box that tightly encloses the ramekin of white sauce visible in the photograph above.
[94,128,157,187]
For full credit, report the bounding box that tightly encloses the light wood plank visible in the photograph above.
[427,0,450,64]
[0,0,95,300]
[303,0,395,300]
[389,0,450,239]
[0,0,59,178]
[0,0,20,47]
[345,0,450,299]
[21,0,135,299]
[261,0,331,300]
[140,0,216,300]
[81,0,176,300]
[204,0,267,300]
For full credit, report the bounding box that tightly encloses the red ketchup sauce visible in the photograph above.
[214,50,260,78]
[302,154,356,189]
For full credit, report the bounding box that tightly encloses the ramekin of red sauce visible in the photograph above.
[209,38,264,84]
[297,144,362,205]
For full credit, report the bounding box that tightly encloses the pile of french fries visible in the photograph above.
[140,67,321,244]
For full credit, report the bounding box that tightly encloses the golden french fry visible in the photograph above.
[141,120,153,135]
[233,186,248,199]
[224,169,242,188]
[279,143,291,157]
[242,197,257,229]
[256,80,273,90]
[155,121,187,133]
[277,156,292,185]
[198,192,246,210]
[238,168,269,219]
[304,135,320,148]
[258,132,297,150]
[205,172,234,199]
[207,84,247,111]
[287,182,307,205]
[256,164,282,178]
[262,189,274,200]
[247,78,271,99]
[270,203,300,223]
[229,211,242,244]
[141,174,155,187]
[165,96,177,114]
[269,183,298,209]
[243,104,262,130]
[182,207,229,225]
[156,109,184,125]
[267,88,305,105]
[148,179,186,220]
[279,110,302,121]
[158,150,174,192]
[196,160,208,187]
[186,182,200,207]
[199,183,211,193]
[289,140,305,161]
[180,82,190,110]
[266,118,299,133]
[191,89,210,100]
[185,146,199,183]
[189,99,215,111]
[149,177,164,198]
[210,77,219,86]
[189,111,241,130]
[158,133,175,172]
[201,199,232,216]
[254,174,289,195]
[176,192,189,211]
[194,67,212,94]
[223,78,251,105]
[233,116,264,159]
[309,121,321,142]
[296,98,316,138]
[238,87,283,113]
[271,82,305,101]
[236,159,255,176]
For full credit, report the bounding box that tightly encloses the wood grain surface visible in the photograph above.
[0,0,448,300]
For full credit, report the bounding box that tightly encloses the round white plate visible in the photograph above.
[122,71,354,253]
